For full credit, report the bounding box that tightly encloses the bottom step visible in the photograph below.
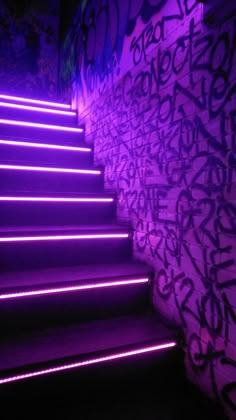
[0,262,152,331]
[0,314,179,385]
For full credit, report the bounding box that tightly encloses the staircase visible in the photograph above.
[0,94,180,391]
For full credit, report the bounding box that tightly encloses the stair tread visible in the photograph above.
[0,224,129,235]
[0,261,151,290]
[0,313,177,372]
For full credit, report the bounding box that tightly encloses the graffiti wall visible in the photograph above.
[61,0,236,416]
[0,0,59,98]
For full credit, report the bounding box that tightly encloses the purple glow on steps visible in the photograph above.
[0,139,91,152]
[0,278,149,300]
[0,101,76,116]
[0,196,113,203]
[0,164,101,175]
[0,233,129,242]
[0,94,70,109]
[0,119,83,133]
[0,342,177,384]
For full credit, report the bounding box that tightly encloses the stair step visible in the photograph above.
[0,261,152,289]
[0,193,116,226]
[0,314,179,385]
[0,163,104,193]
[0,119,84,142]
[0,138,93,168]
[0,102,77,125]
[0,223,129,236]
[0,225,132,271]
[0,262,152,331]
[0,163,100,174]
[0,94,71,109]
[0,93,177,397]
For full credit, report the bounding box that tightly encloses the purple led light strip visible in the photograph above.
[0,197,113,203]
[0,101,76,116]
[0,94,70,109]
[0,233,129,242]
[0,119,83,133]
[0,278,149,300]
[0,164,100,175]
[0,139,91,152]
[0,342,177,384]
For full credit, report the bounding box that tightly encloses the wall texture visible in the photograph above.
[61,0,236,417]
[0,0,59,99]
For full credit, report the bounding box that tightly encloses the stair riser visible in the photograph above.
[0,107,77,126]
[0,202,116,226]
[0,238,132,271]
[0,145,93,168]
[0,123,84,142]
[0,171,104,193]
[0,284,149,333]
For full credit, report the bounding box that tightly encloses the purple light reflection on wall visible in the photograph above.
[61,1,236,416]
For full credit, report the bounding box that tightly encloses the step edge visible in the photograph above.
[0,336,179,385]
[0,273,151,296]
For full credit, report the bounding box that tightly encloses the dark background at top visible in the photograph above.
[59,0,78,42]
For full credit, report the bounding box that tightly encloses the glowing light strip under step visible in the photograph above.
[0,101,76,116]
[0,278,149,300]
[0,164,101,175]
[0,233,129,242]
[0,139,91,152]
[0,342,177,384]
[0,94,70,109]
[0,196,113,202]
[0,119,83,133]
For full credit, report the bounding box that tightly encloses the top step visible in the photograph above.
[0,94,79,129]
[0,94,71,110]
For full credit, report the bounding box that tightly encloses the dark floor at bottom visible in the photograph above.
[0,350,227,420]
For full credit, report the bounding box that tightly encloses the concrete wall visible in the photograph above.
[61,1,236,417]
[0,0,59,99]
